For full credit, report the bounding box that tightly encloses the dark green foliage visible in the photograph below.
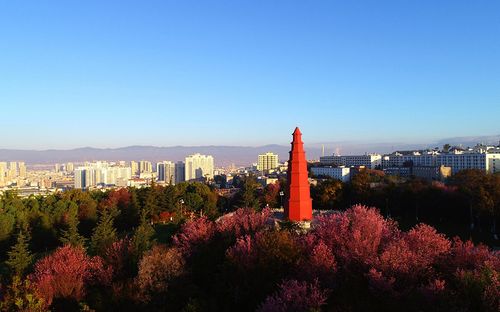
[233,175,261,209]
[90,208,118,256]
[132,213,156,260]
[6,230,33,276]
[0,174,498,311]
[60,202,86,247]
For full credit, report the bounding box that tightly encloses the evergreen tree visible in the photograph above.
[132,211,156,260]
[239,176,260,209]
[143,185,160,219]
[90,208,118,256]
[6,230,33,276]
[60,202,86,247]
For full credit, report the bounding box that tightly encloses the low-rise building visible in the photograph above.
[311,166,351,182]
[320,154,382,169]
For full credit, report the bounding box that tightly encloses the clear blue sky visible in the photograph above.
[1,1,499,149]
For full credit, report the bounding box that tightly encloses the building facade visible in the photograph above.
[139,160,153,174]
[311,166,351,182]
[185,154,214,181]
[175,161,186,184]
[320,154,382,169]
[74,162,132,189]
[382,151,500,174]
[257,152,279,172]
[157,161,176,184]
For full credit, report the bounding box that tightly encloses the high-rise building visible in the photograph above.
[185,154,214,181]
[0,162,7,186]
[175,161,186,184]
[8,162,17,178]
[74,168,87,189]
[130,161,139,176]
[54,163,60,173]
[66,162,74,173]
[285,127,312,222]
[74,162,132,189]
[257,152,279,172]
[139,160,152,174]
[157,161,176,184]
[18,162,26,178]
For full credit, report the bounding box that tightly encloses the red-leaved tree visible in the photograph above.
[257,279,328,312]
[216,207,271,238]
[313,205,399,268]
[173,217,216,256]
[29,245,112,306]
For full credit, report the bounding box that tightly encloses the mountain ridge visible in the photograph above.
[1,135,498,166]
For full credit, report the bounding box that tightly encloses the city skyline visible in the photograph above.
[1,1,500,149]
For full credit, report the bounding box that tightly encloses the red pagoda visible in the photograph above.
[285,127,312,221]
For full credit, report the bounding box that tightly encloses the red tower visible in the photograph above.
[285,127,312,221]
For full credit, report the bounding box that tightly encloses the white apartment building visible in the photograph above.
[0,162,7,186]
[311,166,351,182]
[157,161,176,184]
[130,161,139,176]
[74,162,132,189]
[185,153,214,181]
[382,152,437,168]
[257,152,279,172]
[139,160,153,174]
[18,162,26,178]
[320,154,382,169]
[382,151,500,174]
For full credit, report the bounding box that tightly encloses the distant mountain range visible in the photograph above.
[1,135,498,167]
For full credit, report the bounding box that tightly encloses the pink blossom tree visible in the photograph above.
[258,279,328,312]
[29,245,112,307]
[216,207,271,238]
[173,217,216,256]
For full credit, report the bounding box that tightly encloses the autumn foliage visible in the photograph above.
[1,183,499,311]
[29,245,112,307]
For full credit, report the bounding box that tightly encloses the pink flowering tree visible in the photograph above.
[216,207,271,238]
[313,205,399,268]
[258,279,329,312]
[378,223,451,283]
[29,245,112,307]
[173,216,216,256]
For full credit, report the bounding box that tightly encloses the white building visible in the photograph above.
[382,151,500,174]
[311,166,351,182]
[185,154,214,181]
[74,162,132,189]
[139,160,152,174]
[257,152,279,172]
[130,161,139,176]
[66,162,74,173]
[0,162,7,186]
[320,154,382,169]
[18,162,26,178]
[157,161,176,184]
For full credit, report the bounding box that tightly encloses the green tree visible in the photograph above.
[6,230,33,276]
[60,202,86,247]
[143,186,160,220]
[313,179,344,210]
[237,176,260,209]
[132,212,156,260]
[90,209,118,256]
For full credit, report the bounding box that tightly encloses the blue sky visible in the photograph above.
[1,1,499,149]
